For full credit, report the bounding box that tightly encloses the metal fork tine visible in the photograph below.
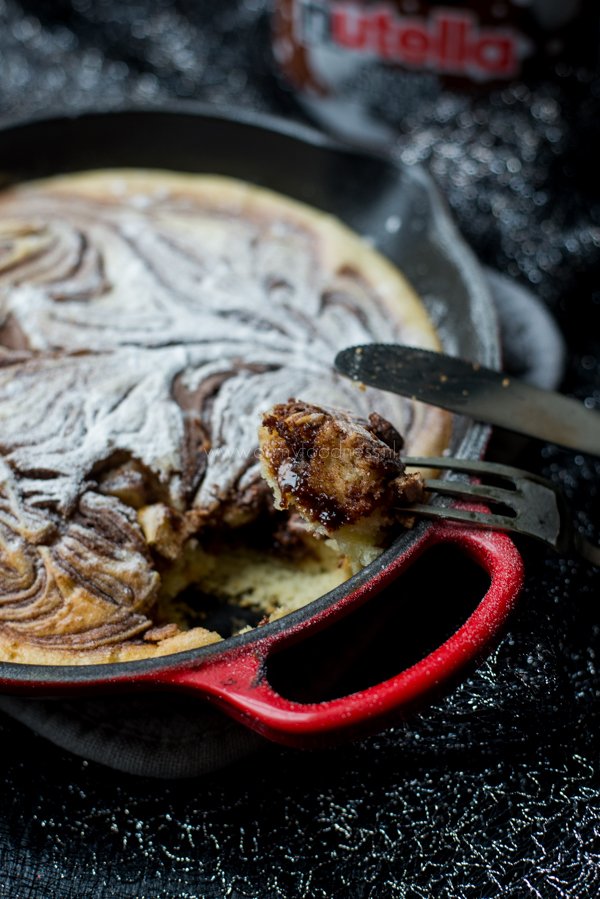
[402,456,519,479]
[400,504,519,533]
[402,456,553,488]
[421,478,519,508]
[398,455,598,562]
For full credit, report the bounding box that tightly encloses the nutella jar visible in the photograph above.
[272,0,593,148]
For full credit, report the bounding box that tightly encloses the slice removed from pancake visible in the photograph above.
[259,399,425,573]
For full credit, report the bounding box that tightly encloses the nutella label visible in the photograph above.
[272,0,595,147]
[298,1,528,81]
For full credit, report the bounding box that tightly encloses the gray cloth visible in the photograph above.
[0,691,267,778]
[485,267,566,391]
[0,271,566,778]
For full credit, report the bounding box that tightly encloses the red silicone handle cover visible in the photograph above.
[156,521,524,749]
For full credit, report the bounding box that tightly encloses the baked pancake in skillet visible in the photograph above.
[0,170,450,664]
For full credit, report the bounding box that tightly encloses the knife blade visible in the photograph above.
[334,345,600,456]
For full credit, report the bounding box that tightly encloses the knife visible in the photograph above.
[334,345,600,456]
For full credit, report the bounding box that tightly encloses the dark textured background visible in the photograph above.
[1,1,600,896]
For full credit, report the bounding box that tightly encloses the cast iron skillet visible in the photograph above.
[0,106,523,749]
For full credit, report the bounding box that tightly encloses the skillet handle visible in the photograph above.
[158,522,523,749]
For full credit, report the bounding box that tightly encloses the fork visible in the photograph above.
[399,456,600,567]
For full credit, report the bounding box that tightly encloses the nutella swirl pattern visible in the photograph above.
[0,171,446,662]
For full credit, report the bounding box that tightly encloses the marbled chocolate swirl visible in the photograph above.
[0,171,449,664]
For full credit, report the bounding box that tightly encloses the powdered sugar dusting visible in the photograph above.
[0,174,442,518]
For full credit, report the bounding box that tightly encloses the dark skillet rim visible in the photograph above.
[0,100,391,180]
[0,100,344,146]
[0,104,494,685]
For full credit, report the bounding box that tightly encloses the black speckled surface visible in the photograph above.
[1,2,600,896]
